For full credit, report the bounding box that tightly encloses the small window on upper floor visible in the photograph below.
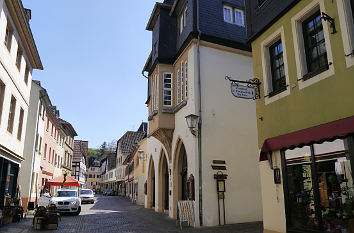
[24,65,30,85]
[179,6,188,35]
[223,6,233,23]
[16,47,23,70]
[0,79,5,125]
[7,95,16,134]
[223,5,245,27]
[163,73,172,106]
[4,21,13,51]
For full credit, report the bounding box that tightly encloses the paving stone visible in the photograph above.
[0,195,263,233]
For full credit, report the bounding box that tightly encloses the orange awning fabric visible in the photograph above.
[46,175,80,187]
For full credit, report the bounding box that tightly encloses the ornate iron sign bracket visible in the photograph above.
[225,76,261,100]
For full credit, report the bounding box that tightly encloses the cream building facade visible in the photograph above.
[0,0,42,210]
[143,0,262,227]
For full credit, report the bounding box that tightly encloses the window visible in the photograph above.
[7,96,16,133]
[234,9,244,26]
[39,137,42,153]
[223,5,245,27]
[163,73,172,106]
[179,6,187,34]
[269,40,286,95]
[4,21,13,51]
[17,108,24,140]
[223,6,232,23]
[16,47,23,70]
[0,80,5,123]
[302,11,328,79]
[180,62,184,102]
[154,75,158,110]
[49,148,51,162]
[44,143,47,159]
[185,61,188,99]
[46,118,49,131]
[177,70,180,104]
[24,65,30,85]
[283,139,354,232]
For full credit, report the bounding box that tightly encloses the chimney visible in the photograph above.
[24,8,31,22]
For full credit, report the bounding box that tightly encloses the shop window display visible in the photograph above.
[284,138,354,232]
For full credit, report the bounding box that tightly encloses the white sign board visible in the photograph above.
[231,84,255,99]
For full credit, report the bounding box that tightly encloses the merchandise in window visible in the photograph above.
[284,138,354,232]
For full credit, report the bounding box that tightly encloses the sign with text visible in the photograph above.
[231,84,256,99]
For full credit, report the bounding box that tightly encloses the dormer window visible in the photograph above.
[179,6,188,35]
[223,5,245,27]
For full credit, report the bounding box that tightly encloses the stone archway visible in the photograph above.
[172,139,188,218]
[158,150,169,213]
[147,156,156,209]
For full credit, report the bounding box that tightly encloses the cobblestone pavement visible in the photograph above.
[0,195,263,233]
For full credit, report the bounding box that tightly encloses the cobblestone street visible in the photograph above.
[0,195,262,233]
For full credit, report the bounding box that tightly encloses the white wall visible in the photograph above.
[198,44,262,226]
[0,2,33,163]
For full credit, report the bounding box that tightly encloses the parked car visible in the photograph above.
[49,189,81,215]
[103,189,113,196]
[80,189,94,204]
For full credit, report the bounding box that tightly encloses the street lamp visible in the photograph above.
[185,114,199,136]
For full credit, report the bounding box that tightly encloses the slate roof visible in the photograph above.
[58,118,78,137]
[117,131,146,155]
[73,140,88,165]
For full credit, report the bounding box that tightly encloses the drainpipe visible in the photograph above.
[196,0,203,226]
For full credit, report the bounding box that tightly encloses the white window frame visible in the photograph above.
[337,0,354,67]
[179,7,187,35]
[291,0,334,90]
[261,27,290,105]
[180,62,184,102]
[184,61,188,99]
[155,74,158,110]
[223,5,233,23]
[177,70,180,104]
[163,73,173,107]
[234,9,244,26]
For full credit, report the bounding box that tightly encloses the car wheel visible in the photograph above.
[91,201,94,204]
[74,206,81,215]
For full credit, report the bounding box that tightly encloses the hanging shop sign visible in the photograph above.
[225,76,261,100]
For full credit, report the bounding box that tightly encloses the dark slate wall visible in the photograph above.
[246,0,299,41]
[199,0,246,43]
[176,0,196,52]
[159,8,177,60]
[152,15,160,65]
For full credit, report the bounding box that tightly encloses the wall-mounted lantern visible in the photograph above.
[185,114,199,136]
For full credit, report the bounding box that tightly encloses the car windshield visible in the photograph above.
[80,190,93,195]
[55,190,77,197]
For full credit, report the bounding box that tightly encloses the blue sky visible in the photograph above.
[23,0,162,148]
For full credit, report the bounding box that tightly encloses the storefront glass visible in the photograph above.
[284,138,354,232]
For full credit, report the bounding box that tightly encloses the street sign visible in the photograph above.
[225,76,261,100]
[231,84,255,99]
